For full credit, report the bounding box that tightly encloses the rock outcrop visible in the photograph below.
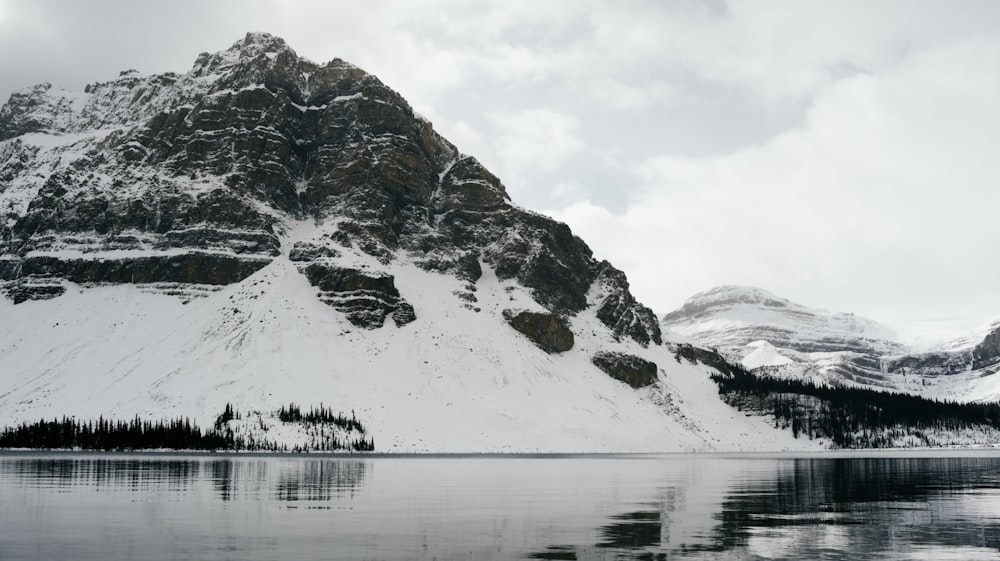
[592,352,658,388]
[302,263,415,328]
[595,265,662,346]
[504,310,574,353]
[973,326,1000,372]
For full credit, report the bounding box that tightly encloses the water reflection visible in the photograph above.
[0,456,202,491]
[526,456,1000,560]
[0,455,368,503]
[710,457,1000,559]
[1,453,999,560]
[528,545,579,560]
[274,459,366,502]
[596,510,661,550]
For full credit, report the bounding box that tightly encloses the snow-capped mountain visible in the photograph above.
[0,33,821,452]
[661,285,904,356]
[662,285,1000,402]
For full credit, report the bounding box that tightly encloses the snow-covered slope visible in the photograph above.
[662,285,1000,402]
[0,33,824,452]
[0,221,819,452]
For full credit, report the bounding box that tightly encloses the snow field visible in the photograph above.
[0,222,819,453]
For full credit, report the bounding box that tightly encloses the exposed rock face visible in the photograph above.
[674,344,744,378]
[4,276,65,304]
[884,351,975,378]
[974,326,1000,371]
[595,265,662,346]
[1,252,269,285]
[592,352,658,388]
[302,263,415,328]
[454,252,482,283]
[288,241,340,262]
[0,32,660,344]
[503,310,574,353]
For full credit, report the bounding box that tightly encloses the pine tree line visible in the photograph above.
[214,402,240,429]
[0,416,240,451]
[1,403,375,452]
[286,436,374,453]
[275,403,366,433]
[709,360,1000,447]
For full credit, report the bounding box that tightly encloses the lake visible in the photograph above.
[1,452,999,560]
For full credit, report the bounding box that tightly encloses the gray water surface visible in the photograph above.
[1,452,999,560]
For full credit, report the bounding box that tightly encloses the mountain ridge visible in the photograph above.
[662,284,1000,402]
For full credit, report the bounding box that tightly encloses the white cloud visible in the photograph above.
[586,77,674,110]
[487,108,585,177]
[587,0,1000,104]
[549,32,1000,322]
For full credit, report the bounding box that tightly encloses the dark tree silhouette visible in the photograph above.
[1,404,374,452]
[705,356,1000,448]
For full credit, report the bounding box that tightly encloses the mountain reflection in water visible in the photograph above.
[527,456,1000,560]
[1,453,998,560]
[203,457,366,502]
[0,455,367,502]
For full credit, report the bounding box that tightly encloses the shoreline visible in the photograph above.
[2,447,1000,459]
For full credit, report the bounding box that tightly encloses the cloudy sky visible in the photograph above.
[2,0,999,332]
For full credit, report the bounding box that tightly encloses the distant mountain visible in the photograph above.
[0,33,813,453]
[661,285,904,355]
[662,285,1000,402]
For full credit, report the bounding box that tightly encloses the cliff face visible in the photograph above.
[973,326,1000,372]
[0,32,659,346]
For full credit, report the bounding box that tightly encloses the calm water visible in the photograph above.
[1,452,999,560]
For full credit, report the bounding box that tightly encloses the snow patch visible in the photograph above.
[741,340,794,369]
[333,92,363,102]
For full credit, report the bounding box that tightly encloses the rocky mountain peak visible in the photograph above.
[195,32,295,67]
[192,32,307,100]
[0,33,661,349]
[239,31,291,51]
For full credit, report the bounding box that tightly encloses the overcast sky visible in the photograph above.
[2,0,999,331]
